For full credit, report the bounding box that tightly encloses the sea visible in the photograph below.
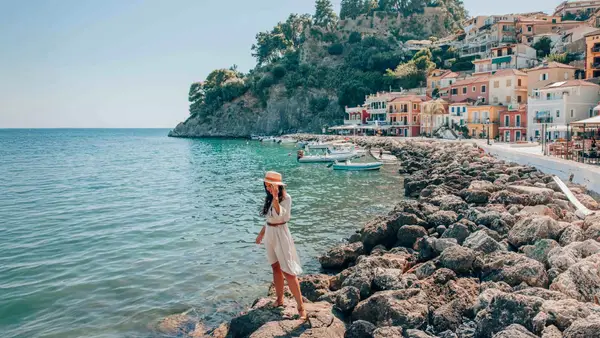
[0,129,404,338]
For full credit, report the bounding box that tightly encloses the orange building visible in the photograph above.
[466,105,502,139]
[585,30,600,78]
[387,95,425,137]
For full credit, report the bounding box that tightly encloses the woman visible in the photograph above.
[255,171,306,319]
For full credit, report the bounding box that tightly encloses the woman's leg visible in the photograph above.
[282,271,306,319]
[271,262,285,306]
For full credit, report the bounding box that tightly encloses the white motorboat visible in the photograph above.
[297,152,358,163]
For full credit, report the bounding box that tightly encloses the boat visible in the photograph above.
[276,137,296,144]
[297,152,358,163]
[332,161,383,171]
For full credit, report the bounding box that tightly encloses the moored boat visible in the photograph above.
[332,161,383,171]
[297,152,358,163]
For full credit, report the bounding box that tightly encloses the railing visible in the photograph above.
[391,121,408,126]
[472,119,481,123]
[501,123,526,128]
[592,47,600,53]
[534,118,553,123]
[344,120,361,125]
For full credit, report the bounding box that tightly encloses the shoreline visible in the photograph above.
[157,136,600,338]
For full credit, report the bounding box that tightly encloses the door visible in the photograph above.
[404,129,408,137]
[505,131,511,143]
[515,131,521,142]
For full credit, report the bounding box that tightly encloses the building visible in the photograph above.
[489,69,529,106]
[449,102,469,128]
[473,44,538,75]
[427,70,460,97]
[555,25,599,53]
[516,17,586,45]
[344,106,369,125]
[387,95,425,137]
[585,30,600,78]
[448,76,490,103]
[466,105,502,139]
[421,99,450,136]
[554,1,600,18]
[490,20,518,45]
[525,61,577,96]
[527,80,600,140]
[363,92,402,124]
[499,104,528,142]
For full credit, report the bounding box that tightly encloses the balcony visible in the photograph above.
[592,46,600,53]
[500,123,526,128]
[344,119,361,125]
[366,119,387,125]
[391,121,409,126]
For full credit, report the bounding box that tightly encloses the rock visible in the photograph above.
[414,261,437,279]
[360,216,399,252]
[436,225,447,235]
[156,312,199,337]
[404,329,435,337]
[428,210,458,227]
[517,205,559,220]
[481,251,548,287]
[456,320,477,338]
[520,239,560,268]
[441,223,471,245]
[439,246,478,274]
[432,299,468,332]
[344,320,375,338]
[438,330,458,338]
[576,193,599,210]
[334,286,361,313]
[469,180,500,192]
[547,239,600,272]
[464,189,492,204]
[432,237,460,254]
[507,216,565,248]
[229,298,301,338]
[513,287,568,301]
[584,222,600,241]
[541,298,600,331]
[463,231,504,254]
[491,324,537,338]
[352,289,428,329]
[300,274,331,302]
[397,225,428,248]
[372,268,419,291]
[508,205,519,215]
[436,194,469,212]
[563,314,600,338]
[349,232,362,243]
[550,253,600,302]
[583,213,600,231]
[475,292,544,338]
[489,190,524,205]
[372,326,403,338]
[541,325,562,338]
[559,225,585,246]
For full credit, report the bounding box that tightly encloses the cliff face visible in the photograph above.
[169,85,342,137]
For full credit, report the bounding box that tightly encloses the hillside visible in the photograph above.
[169,0,467,138]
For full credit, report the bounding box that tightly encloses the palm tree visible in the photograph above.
[423,99,446,137]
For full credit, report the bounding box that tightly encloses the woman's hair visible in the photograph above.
[260,183,286,216]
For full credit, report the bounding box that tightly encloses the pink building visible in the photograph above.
[448,76,490,104]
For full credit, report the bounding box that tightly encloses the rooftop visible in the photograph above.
[540,80,600,89]
[452,76,490,86]
[491,69,528,77]
[389,95,426,103]
[525,61,576,71]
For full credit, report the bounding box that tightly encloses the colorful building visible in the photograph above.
[554,1,600,18]
[466,105,501,139]
[489,69,528,106]
[344,106,369,125]
[525,61,578,96]
[499,105,528,142]
[449,76,490,104]
[473,44,538,75]
[585,30,600,78]
[387,95,425,137]
[427,69,460,98]
[449,102,469,128]
[421,99,449,136]
[516,17,585,44]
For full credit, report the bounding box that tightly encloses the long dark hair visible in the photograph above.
[260,183,286,216]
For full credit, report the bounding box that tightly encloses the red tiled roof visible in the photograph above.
[452,76,490,87]
[491,69,527,77]
[441,71,460,79]
[541,80,600,89]
[526,61,576,71]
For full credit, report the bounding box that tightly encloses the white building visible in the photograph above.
[527,80,600,140]
[489,69,529,106]
[449,103,469,127]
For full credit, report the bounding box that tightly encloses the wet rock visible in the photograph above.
[352,289,428,329]
[481,251,548,287]
[559,225,585,246]
[396,225,428,248]
[300,274,331,302]
[463,231,504,254]
[372,326,403,338]
[491,324,537,338]
[550,253,600,302]
[520,239,559,268]
[475,292,544,338]
[428,210,458,227]
[508,216,565,248]
[441,223,471,245]
[344,320,375,338]
[562,314,600,338]
[439,246,479,275]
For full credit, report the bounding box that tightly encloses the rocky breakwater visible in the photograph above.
[156,140,600,338]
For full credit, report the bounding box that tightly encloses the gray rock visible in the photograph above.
[463,231,504,254]
[352,289,429,329]
[372,326,403,338]
[482,251,548,287]
[469,180,500,192]
[397,225,428,248]
[491,324,537,338]
[513,287,568,301]
[439,246,479,274]
[475,292,544,338]
[299,274,331,302]
[344,320,375,338]
[320,242,365,270]
[428,210,458,227]
[541,325,562,338]
[456,320,477,338]
[559,225,585,246]
[334,286,361,313]
[550,253,600,302]
[441,223,471,245]
[563,314,600,338]
[436,225,447,236]
[414,261,437,279]
[541,298,600,331]
[584,222,600,241]
[520,239,560,268]
[432,299,468,332]
[547,239,600,272]
[404,329,435,338]
[508,216,565,248]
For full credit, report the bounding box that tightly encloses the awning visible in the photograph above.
[570,115,600,127]
[492,56,512,64]
[547,125,569,132]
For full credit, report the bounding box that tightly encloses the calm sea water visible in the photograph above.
[0,129,404,338]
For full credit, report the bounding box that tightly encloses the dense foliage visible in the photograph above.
[533,36,553,58]
[188,0,468,120]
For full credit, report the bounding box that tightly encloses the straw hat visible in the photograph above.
[263,171,286,186]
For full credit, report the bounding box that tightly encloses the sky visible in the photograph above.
[0,0,557,128]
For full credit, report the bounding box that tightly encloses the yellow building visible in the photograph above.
[585,30,600,78]
[466,105,501,139]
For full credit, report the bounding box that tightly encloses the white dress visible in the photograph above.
[264,193,303,276]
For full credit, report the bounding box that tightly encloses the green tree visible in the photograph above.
[533,36,553,58]
[328,43,345,55]
[348,31,362,44]
[314,0,338,29]
[340,0,364,19]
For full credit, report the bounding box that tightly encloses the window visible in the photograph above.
[493,96,499,103]
[413,116,417,122]
[506,79,512,87]
[517,95,522,103]
[452,88,458,95]
[516,115,521,127]
[504,115,510,127]
[527,26,532,32]
[494,81,500,88]
[451,107,455,113]
[462,87,467,94]
[472,86,476,92]
[591,108,595,117]
[413,103,418,110]
[552,19,556,24]
[517,79,522,86]
[540,73,548,81]
[535,130,540,137]
[506,96,511,103]
[463,107,467,113]
[481,85,487,93]
[556,109,560,118]
[571,109,574,117]
[481,98,486,103]
[546,93,551,100]
[564,72,569,80]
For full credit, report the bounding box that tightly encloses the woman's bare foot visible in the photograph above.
[298,306,308,320]
[272,299,284,307]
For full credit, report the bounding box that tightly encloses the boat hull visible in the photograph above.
[332,162,383,171]
[298,154,358,163]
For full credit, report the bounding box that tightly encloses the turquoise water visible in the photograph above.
[0,129,404,338]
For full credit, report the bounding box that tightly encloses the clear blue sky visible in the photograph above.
[0,0,557,128]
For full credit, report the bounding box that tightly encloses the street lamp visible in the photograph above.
[486,118,491,145]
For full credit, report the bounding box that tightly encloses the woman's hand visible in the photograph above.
[255,232,264,244]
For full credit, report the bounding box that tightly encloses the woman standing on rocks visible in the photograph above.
[255,171,306,319]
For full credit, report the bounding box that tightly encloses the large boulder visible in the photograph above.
[344,320,375,338]
[428,210,458,227]
[559,225,585,246]
[300,274,331,302]
[475,292,544,338]
[441,223,472,245]
[435,194,469,212]
[562,314,600,338]
[481,251,548,287]
[397,225,428,248]
[351,289,429,329]
[507,216,565,248]
[463,231,504,254]
[334,286,361,313]
[439,246,479,275]
[362,213,426,251]
[491,324,537,338]
[550,253,600,302]
[464,190,492,204]
[319,242,365,270]
[547,239,600,272]
[520,239,560,268]
[372,268,419,292]
[540,298,600,331]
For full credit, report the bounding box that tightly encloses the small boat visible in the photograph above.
[276,137,296,144]
[332,161,383,171]
[297,152,358,163]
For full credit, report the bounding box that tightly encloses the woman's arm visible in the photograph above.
[270,186,281,215]
[256,225,265,244]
